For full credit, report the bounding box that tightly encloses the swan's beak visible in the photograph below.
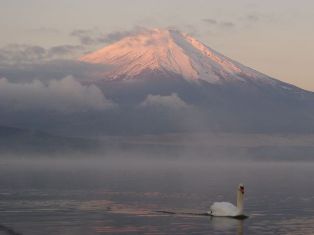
[240,186,244,194]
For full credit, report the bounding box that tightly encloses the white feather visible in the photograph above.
[210,202,241,217]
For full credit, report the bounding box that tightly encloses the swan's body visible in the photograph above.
[210,202,241,217]
[209,184,247,219]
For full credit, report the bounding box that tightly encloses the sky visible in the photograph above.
[1,0,314,91]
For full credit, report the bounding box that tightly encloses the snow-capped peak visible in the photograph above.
[80,28,274,84]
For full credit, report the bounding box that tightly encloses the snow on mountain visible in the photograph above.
[80,28,279,86]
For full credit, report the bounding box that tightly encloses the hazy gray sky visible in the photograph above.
[1,0,314,90]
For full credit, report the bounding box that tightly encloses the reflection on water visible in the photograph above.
[209,217,243,235]
[276,218,314,235]
[0,159,314,234]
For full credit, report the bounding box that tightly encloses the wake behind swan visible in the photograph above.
[156,184,248,219]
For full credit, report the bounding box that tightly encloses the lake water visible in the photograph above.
[0,158,314,235]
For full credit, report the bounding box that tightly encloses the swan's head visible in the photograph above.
[238,184,244,194]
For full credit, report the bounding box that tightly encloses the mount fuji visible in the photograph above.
[75,28,314,135]
[81,28,301,91]
[1,28,310,136]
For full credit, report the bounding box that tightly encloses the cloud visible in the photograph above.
[0,44,46,64]
[0,44,85,65]
[220,21,235,28]
[202,18,218,25]
[0,59,112,83]
[202,18,236,30]
[70,29,98,45]
[169,24,201,37]
[101,30,138,44]
[70,27,148,46]
[48,45,84,57]
[0,76,114,112]
[246,15,260,22]
[140,93,189,110]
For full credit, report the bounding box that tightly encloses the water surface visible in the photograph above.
[0,158,314,234]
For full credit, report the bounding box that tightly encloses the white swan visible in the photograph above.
[209,184,247,219]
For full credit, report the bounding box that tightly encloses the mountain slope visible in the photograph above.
[80,28,302,92]
[72,28,314,135]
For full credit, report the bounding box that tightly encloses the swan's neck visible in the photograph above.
[237,191,244,214]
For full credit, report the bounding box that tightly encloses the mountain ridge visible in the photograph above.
[79,28,306,96]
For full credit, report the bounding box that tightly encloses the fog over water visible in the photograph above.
[1,127,314,235]
[1,149,314,234]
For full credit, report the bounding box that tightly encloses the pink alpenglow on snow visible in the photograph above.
[80,28,275,85]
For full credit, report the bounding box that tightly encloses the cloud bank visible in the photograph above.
[140,93,189,110]
[0,44,84,65]
[71,26,149,46]
[0,76,114,112]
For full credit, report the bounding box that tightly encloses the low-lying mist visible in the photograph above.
[1,151,314,195]
[2,132,314,162]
